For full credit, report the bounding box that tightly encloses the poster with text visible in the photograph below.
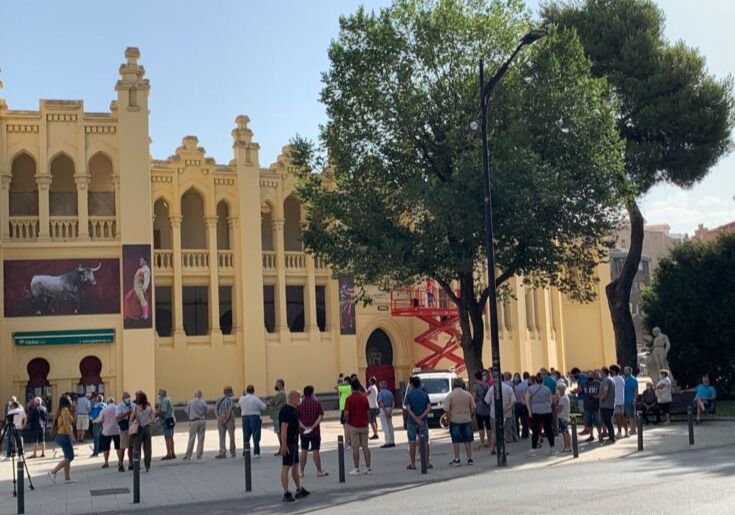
[339,276,356,335]
[122,244,153,329]
[3,259,120,317]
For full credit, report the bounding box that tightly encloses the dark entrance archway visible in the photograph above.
[78,356,104,395]
[26,358,52,405]
[365,329,396,392]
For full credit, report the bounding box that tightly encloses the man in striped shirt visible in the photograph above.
[215,386,236,458]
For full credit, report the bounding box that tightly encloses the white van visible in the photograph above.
[403,369,459,428]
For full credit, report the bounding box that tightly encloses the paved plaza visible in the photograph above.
[0,413,733,514]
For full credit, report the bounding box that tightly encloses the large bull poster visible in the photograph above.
[122,244,152,329]
[3,259,120,317]
[339,276,356,335]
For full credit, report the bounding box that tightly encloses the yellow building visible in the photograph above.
[0,48,615,404]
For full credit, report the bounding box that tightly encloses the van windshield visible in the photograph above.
[421,378,450,395]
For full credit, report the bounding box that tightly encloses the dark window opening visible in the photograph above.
[219,286,233,335]
[183,286,209,336]
[286,285,305,333]
[155,287,172,337]
[263,286,275,333]
[316,285,326,332]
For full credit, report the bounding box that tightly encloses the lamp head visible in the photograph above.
[521,29,547,46]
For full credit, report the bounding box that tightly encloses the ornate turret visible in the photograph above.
[0,67,6,110]
[232,115,260,166]
[116,47,149,111]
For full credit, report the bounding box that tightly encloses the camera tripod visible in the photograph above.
[0,422,35,496]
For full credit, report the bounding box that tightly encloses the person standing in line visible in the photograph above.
[279,390,310,502]
[96,397,124,471]
[130,391,156,472]
[655,370,673,425]
[472,371,491,448]
[444,378,475,466]
[514,372,530,439]
[610,365,627,438]
[404,376,432,470]
[157,389,176,460]
[215,386,237,458]
[89,395,105,457]
[239,385,266,459]
[298,385,328,477]
[541,369,559,437]
[377,381,396,448]
[75,393,91,442]
[116,392,135,471]
[598,367,616,444]
[269,379,288,454]
[183,390,208,461]
[526,374,555,457]
[502,372,519,443]
[344,379,372,475]
[337,377,353,448]
[583,372,602,443]
[623,367,639,435]
[556,384,572,453]
[366,377,380,440]
[485,374,515,455]
[570,368,589,436]
[28,397,48,458]
[48,396,75,484]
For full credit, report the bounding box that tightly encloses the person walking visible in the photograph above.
[89,395,105,457]
[377,381,396,448]
[472,371,491,448]
[183,390,208,461]
[48,396,75,483]
[96,397,124,471]
[157,389,176,460]
[298,385,328,477]
[269,379,287,454]
[215,386,237,458]
[610,365,627,438]
[599,367,616,444]
[366,377,380,440]
[655,370,673,425]
[485,374,515,455]
[28,397,48,458]
[279,391,310,502]
[345,379,372,475]
[130,391,155,472]
[404,376,432,470]
[75,393,91,442]
[116,392,135,471]
[526,373,555,456]
[444,378,475,465]
[238,385,266,459]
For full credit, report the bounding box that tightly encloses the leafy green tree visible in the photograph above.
[292,0,625,378]
[545,0,734,369]
[642,234,735,397]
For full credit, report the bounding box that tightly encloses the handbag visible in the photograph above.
[129,419,140,436]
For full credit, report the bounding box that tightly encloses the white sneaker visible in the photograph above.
[364,468,373,475]
[348,468,362,476]
[64,479,77,484]
[48,471,57,484]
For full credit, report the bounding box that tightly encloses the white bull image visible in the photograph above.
[29,263,102,314]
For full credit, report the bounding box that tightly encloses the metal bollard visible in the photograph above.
[687,406,695,446]
[571,416,579,458]
[244,441,252,492]
[133,449,141,504]
[17,460,24,514]
[418,435,428,474]
[637,411,643,452]
[337,436,345,483]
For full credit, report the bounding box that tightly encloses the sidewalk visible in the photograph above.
[0,416,732,515]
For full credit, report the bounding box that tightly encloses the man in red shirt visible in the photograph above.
[344,379,372,475]
[298,385,328,478]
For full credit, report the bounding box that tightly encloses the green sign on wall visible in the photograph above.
[13,329,115,346]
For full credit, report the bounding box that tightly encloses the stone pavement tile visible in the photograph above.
[64,501,93,514]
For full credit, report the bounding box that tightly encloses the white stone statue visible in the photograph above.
[646,327,673,381]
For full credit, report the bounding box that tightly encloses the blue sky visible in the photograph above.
[1,0,732,235]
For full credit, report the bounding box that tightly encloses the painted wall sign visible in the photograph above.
[14,329,115,346]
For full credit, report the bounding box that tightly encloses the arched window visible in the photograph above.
[153,199,172,249]
[366,329,393,366]
[27,358,51,388]
[181,189,206,249]
[10,153,38,216]
[283,195,302,251]
[50,154,77,216]
[88,153,114,216]
[261,203,274,251]
[79,356,102,386]
[216,201,230,250]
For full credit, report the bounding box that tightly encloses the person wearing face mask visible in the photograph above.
[116,392,135,471]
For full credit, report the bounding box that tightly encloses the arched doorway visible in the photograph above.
[26,358,52,406]
[78,356,104,395]
[365,329,396,392]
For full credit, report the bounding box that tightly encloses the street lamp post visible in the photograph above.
[479,29,546,467]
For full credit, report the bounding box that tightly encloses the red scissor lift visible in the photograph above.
[390,282,465,373]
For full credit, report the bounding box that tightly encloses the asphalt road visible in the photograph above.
[122,444,735,515]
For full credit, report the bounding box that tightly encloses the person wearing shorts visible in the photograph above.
[345,379,372,475]
[444,378,475,465]
[96,397,124,471]
[298,385,327,477]
[366,377,380,440]
[278,391,309,503]
[49,396,75,484]
[404,376,432,470]
[75,393,91,442]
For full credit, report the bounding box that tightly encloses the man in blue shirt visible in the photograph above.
[623,367,638,435]
[694,374,716,423]
[377,381,396,448]
[403,376,431,470]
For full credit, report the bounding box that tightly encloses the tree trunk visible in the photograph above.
[458,272,485,381]
[605,199,643,369]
